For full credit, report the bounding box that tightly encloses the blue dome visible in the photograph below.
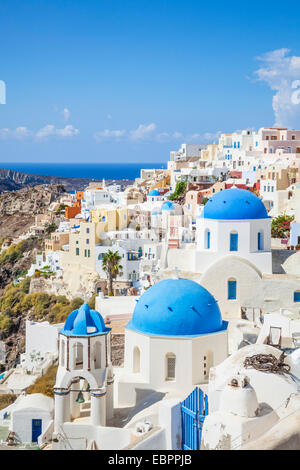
[200,188,268,220]
[161,201,175,211]
[126,278,227,337]
[60,303,110,337]
[148,189,161,197]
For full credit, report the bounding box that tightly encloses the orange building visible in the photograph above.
[65,206,81,219]
[65,190,84,219]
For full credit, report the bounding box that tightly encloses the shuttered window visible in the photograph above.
[294,292,300,302]
[166,355,176,380]
[230,233,238,251]
[228,280,237,300]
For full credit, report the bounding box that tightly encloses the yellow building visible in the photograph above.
[60,221,101,274]
[200,144,219,161]
[89,207,129,231]
[45,232,69,254]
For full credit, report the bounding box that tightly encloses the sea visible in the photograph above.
[0,162,167,181]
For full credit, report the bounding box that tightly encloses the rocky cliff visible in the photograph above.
[0,184,65,216]
[0,167,133,192]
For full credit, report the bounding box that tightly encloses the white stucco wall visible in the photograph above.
[117,328,228,407]
[196,218,272,274]
[11,394,54,443]
[24,320,61,367]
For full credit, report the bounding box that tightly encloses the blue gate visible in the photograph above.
[181,387,208,450]
[32,419,42,442]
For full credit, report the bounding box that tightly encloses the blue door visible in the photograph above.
[181,387,208,450]
[230,233,238,251]
[32,419,42,442]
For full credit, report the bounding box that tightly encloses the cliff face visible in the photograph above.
[0,184,65,216]
[0,184,65,240]
[0,168,97,192]
[0,167,133,192]
[0,168,53,187]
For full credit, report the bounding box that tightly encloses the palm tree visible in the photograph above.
[102,250,123,295]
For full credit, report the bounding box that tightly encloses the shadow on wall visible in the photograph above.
[272,249,296,274]
[111,389,166,428]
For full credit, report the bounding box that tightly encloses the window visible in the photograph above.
[73,342,83,369]
[228,279,237,300]
[133,347,140,373]
[230,232,238,251]
[60,339,65,367]
[258,231,264,250]
[93,342,102,369]
[205,230,211,249]
[76,248,79,256]
[294,292,300,302]
[166,353,176,380]
[86,228,90,234]
[86,239,89,245]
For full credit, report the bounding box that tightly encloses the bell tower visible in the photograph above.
[53,303,114,434]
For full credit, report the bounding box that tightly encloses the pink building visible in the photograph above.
[257,128,300,154]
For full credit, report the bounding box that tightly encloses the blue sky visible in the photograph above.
[1,0,300,163]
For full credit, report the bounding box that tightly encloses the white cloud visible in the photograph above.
[0,126,31,140]
[129,123,156,141]
[56,124,79,138]
[93,123,222,145]
[36,124,79,141]
[93,129,126,142]
[62,108,70,122]
[36,124,56,140]
[254,48,300,127]
[156,131,183,142]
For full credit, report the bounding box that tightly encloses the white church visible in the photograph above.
[48,278,229,449]
[163,187,300,318]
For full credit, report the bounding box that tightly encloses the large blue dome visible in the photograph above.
[60,303,110,337]
[126,278,227,337]
[148,189,161,197]
[161,201,175,211]
[200,188,268,220]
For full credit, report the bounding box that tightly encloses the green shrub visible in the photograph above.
[70,297,85,311]
[88,294,96,310]
[27,365,58,397]
[169,181,187,201]
[0,314,13,332]
[0,393,17,410]
[271,215,294,238]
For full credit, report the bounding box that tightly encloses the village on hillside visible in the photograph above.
[0,127,300,450]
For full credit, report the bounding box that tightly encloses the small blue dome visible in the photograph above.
[200,188,268,220]
[60,303,110,337]
[148,189,161,197]
[161,201,175,211]
[126,278,227,337]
